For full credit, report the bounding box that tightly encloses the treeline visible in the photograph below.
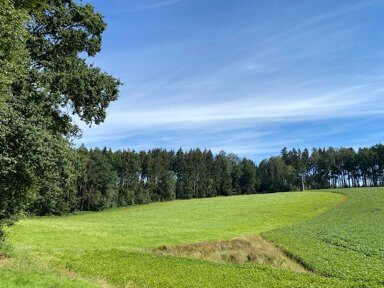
[262,144,384,191]
[27,144,384,216]
[27,147,259,215]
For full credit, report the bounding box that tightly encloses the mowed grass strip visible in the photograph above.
[8,192,344,252]
[265,188,384,285]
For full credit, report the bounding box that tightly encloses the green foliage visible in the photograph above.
[113,150,139,206]
[26,142,384,218]
[240,158,259,194]
[82,148,118,211]
[146,149,175,201]
[265,188,384,285]
[17,0,120,134]
[0,1,29,234]
[259,157,297,192]
[31,147,259,216]
[10,0,120,135]
[0,100,77,227]
[260,145,384,192]
[0,0,120,239]
[213,151,235,196]
[26,140,78,216]
[0,0,28,95]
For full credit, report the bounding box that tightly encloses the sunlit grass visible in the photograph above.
[52,250,356,288]
[5,190,378,287]
[0,256,99,288]
[8,192,343,252]
[265,188,384,285]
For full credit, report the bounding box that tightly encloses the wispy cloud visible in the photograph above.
[78,82,384,150]
[126,0,183,12]
[79,0,384,161]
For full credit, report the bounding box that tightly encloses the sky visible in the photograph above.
[77,0,384,162]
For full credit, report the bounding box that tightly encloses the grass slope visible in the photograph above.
[0,271,96,288]
[0,256,99,288]
[9,192,343,252]
[265,188,384,286]
[53,250,355,288]
[3,190,377,287]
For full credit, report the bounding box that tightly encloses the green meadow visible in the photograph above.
[9,192,342,251]
[0,189,383,287]
[265,188,384,284]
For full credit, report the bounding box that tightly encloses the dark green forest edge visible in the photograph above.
[36,144,384,217]
[1,0,384,243]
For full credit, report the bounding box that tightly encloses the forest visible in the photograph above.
[1,0,384,243]
[25,143,384,216]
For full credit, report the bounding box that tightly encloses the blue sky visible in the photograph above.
[77,0,384,162]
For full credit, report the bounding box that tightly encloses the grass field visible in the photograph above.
[265,188,384,285]
[9,192,342,252]
[0,189,382,287]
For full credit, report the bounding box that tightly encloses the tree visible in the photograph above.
[338,148,356,188]
[174,148,187,199]
[358,148,374,187]
[259,157,296,192]
[74,145,90,211]
[13,0,121,136]
[146,149,173,201]
[0,0,120,242]
[0,0,31,242]
[0,0,28,95]
[227,154,242,195]
[240,159,257,194]
[83,149,118,211]
[203,150,215,197]
[115,150,141,206]
[213,152,233,196]
[158,171,176,201]
[26,138,78,215]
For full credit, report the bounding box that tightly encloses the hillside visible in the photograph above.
[0,189,382,287]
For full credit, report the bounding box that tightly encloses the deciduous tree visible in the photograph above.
[0,0,120,241]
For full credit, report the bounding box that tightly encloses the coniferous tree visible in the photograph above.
[115,150,141,206]
[84,149,117,210]
[204,150,215,197]
[174,148,187,199]
[240,159,257,194]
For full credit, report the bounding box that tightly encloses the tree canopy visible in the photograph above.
[0,0,120,240]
